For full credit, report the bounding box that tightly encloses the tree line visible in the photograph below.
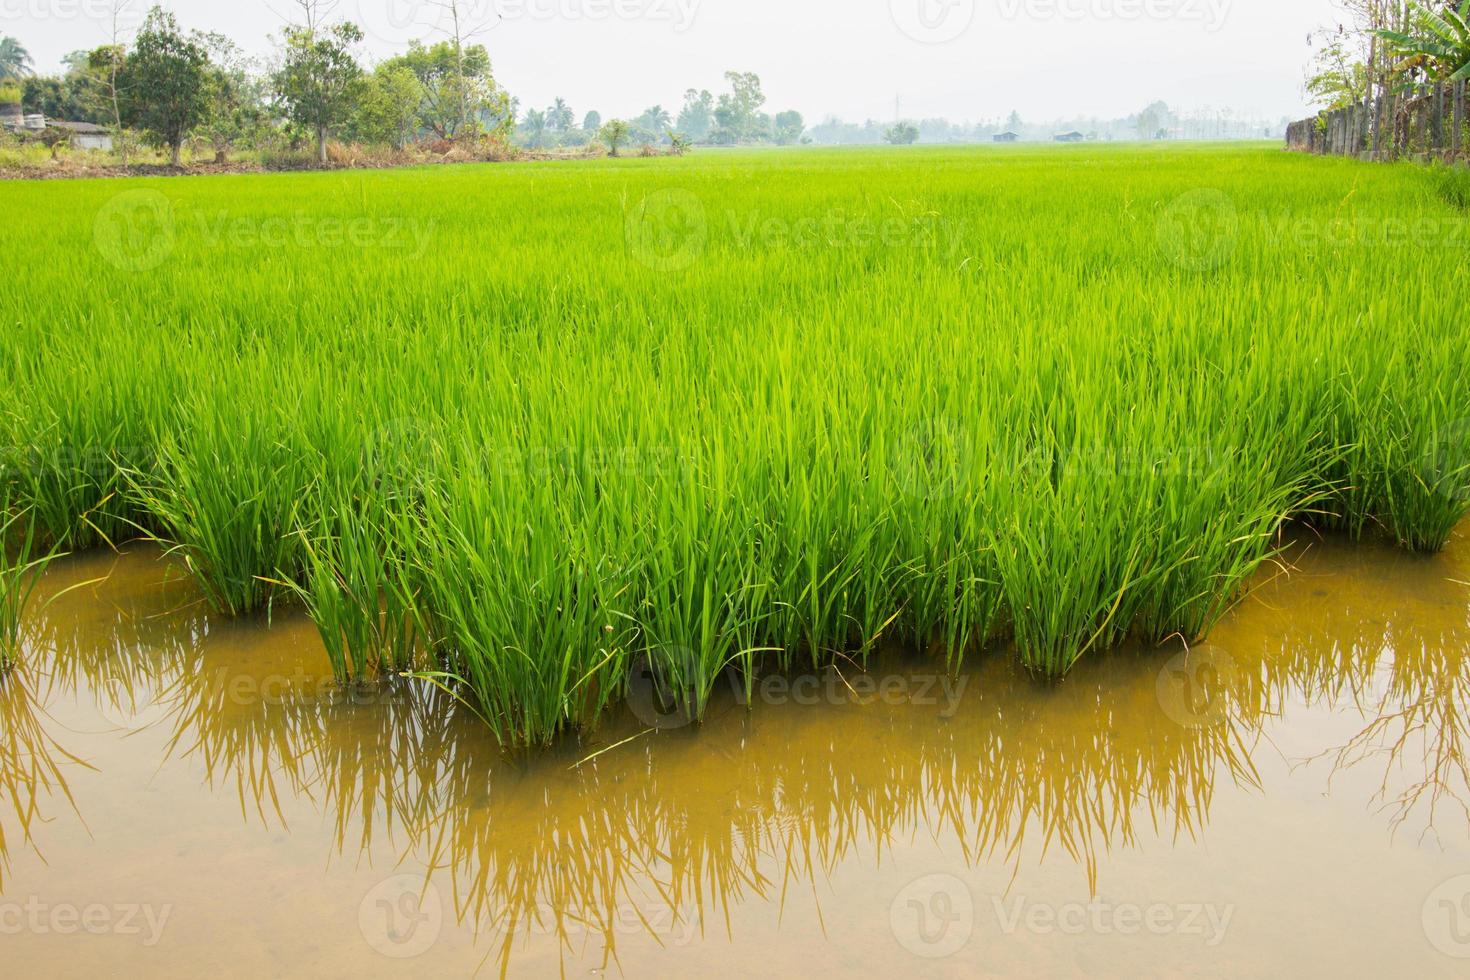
[0,2,810,167]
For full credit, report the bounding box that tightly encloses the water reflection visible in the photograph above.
[0,663,86,890]
[3,529,1468,972]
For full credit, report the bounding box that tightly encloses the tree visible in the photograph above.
[547,97,574,132]
[1307,15,1378,109]
[713,71,765,143]
[773,109,804,144]
[581,110,601,133]
[521,106,546,147]
[274,8,364,165]
[0,36,33,82]
[1136,100,1172,140]
[352,65,422,149]
[676,89,713,142]
[120,7,211,167]
[884,121,919,145]
[636,105,672,132]
[84,2,135,164]
[21,76,86,121]
[379,40,509,140]
[600,118,629,156]
[1378,0,1470,85]
[195,35,266,164]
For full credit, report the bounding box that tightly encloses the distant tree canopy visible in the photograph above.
[713,71,766,143]
[677,89,713,141]
[773,110,805,144]
[884,121,919,145]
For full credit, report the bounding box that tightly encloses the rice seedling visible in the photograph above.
[1,142,1467,745]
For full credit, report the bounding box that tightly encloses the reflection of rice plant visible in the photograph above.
[1,498,50,671]
[0,663,86,890]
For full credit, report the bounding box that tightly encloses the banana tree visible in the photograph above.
[1378,0,1470,84]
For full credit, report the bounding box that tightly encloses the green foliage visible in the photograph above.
[379,40,509,141]
[1379,0,1470,84]
[885,121,919,145]
[194,35,267,162]
[20,75,87,121]
[773,110,805,145]
[120,6,213,165]
[676,89,712,141]
[1,144,1467,743]
[351,65,422,149]
[599,118,630,156]
[273,20,365,164]
[0,36,32,83]
[1431,160,1470,209]
[712,71,765,143]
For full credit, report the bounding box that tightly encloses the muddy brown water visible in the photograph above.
[2,527,1470,978]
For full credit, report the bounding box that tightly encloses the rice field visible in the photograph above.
[2,143,1467,747]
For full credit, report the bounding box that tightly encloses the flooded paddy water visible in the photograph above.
[3,525,1469,978]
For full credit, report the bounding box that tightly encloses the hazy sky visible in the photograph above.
[5,0,1335,123]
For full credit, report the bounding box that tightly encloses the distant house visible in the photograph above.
[993,132,1019,143]
[1,113,114,151]
[1055,132,1085,143]
[51,121,114,152]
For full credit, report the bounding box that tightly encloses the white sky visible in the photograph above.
[4,0,1336,123]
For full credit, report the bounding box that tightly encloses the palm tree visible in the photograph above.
[547,97,574,132]
[0,37,34,82]
[640,105,672,131]
[1379,0,1470,84]
[521,108,546,148]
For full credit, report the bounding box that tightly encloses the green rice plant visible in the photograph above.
[1431,161,1470,209]
[2,143,1468,745]
[1,498,49,670]
[121,383,311,617]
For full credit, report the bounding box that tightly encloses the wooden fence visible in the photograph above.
[1286,80,1469,162]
